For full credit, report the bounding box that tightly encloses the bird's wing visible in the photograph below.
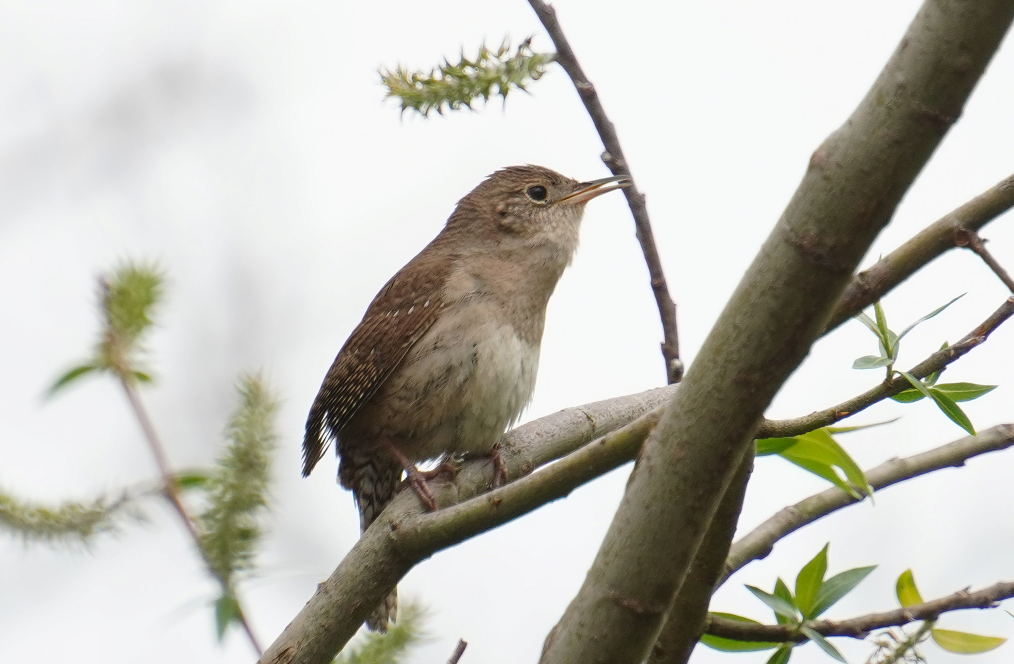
[302,253,451,477]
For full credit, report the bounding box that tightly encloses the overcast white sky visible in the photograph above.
[2,1,1013,663]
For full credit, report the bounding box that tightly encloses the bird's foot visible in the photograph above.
[418,460,459,482]
[401,465,439,512]
[490,444,508,488]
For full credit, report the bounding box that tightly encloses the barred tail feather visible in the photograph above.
[342,449,403,631]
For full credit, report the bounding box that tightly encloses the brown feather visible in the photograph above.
[302,248,453,476]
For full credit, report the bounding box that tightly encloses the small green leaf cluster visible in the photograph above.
[0,490,136,544]
[50,262,164,392]
[757,428,872,499]
[196,374,278,637]
[888,570,1005,657]
[334,602,427,664]
[852,298,996,435]
[703,545,875,663]
[380,38,554,117]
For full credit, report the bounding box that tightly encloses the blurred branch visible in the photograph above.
[446,639,468,664]
[723,423,1014,583]
[0,488,138,544]
[760,297,1014,438]
[705,580,1014,641]
[956,228,1014,293]
[527,0,682,383]
[825,172,1014,332]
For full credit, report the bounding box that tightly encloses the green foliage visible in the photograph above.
[198,374,278,589]
[380,38,553,117]
[335,602,428,664]
[709,546,874,662]
[756,428,873,499]
[851,297,997,436]
[893,570,1006,655]
[50,261,164,393]
[0,489,136,544]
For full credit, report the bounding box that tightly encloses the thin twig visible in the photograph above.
[760,297,1014,438]
[527,0,681,383]
[955,228,1014,293]
[705,580,1014,641]
[825,172,1014,333]
[446,639,468,664]
[119,377,264,656]
[723,423,1014,583]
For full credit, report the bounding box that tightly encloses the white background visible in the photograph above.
[1,1,1013,663]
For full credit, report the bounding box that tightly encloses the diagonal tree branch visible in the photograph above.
[706,579,1014,642]
[723,423,1014,583]
[956,228,1014,293]
[527,0,681,383]
[760,296,1014,439]
[257,386,677,664]
[539,3,1014,662]
[825,172,1014,333]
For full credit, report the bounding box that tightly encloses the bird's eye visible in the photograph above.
[525,185,549,203]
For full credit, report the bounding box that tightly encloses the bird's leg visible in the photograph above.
[379,436,438,512]
[417,459,459,482]
[490,443,508,488]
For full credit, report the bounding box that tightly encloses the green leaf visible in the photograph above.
[928,388,976,435]
[931,628,1006,653]
[873,301,891,346]
[778,429,873,498]
[852,355,893,370]
[700,614,782,652]
[932,382,997,402]
[890,388,926,403]
[896,569,924,607]
[214,593,242,640]
[132,370,154,384]
[756,437,798,456]
[810,566,876,618]
[897,294,965,341]
[48,363,99,395]
[774,578,797,625]
[900,372,975,435]
[800,626,847,663]
[766,644,793,664]
[747,585,800,622]
[781,456,860,499]
[826,419,898,434]
[795,545,829,619]
[174,470,211,491]
[854,311,884,341]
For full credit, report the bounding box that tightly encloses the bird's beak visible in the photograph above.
[558,175,632,205]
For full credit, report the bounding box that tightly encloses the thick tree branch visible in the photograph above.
[257,386,677,664]
[527,0,681,383]
[539,4,1014,662]
[723,423,1014,583]
[648,454,755,664]
[956,228,1014,293]
[706,580,1014,642]
[825,172,1014,332]
[760,296,1014,438]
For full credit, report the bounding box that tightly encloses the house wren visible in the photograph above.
[302,164,630,631]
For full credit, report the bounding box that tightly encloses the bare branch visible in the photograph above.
[257,386,677,664]
[956,228,1014,293]
[446,639,468,664]
[527,0,681,383]
[826,172,1014,333]
[705,580,1014,641]
[760,296,1014,438]
[723,423,1014,583]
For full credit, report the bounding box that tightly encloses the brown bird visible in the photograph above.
[302,165,630,631]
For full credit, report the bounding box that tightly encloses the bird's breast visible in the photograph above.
[350,296,541,461]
